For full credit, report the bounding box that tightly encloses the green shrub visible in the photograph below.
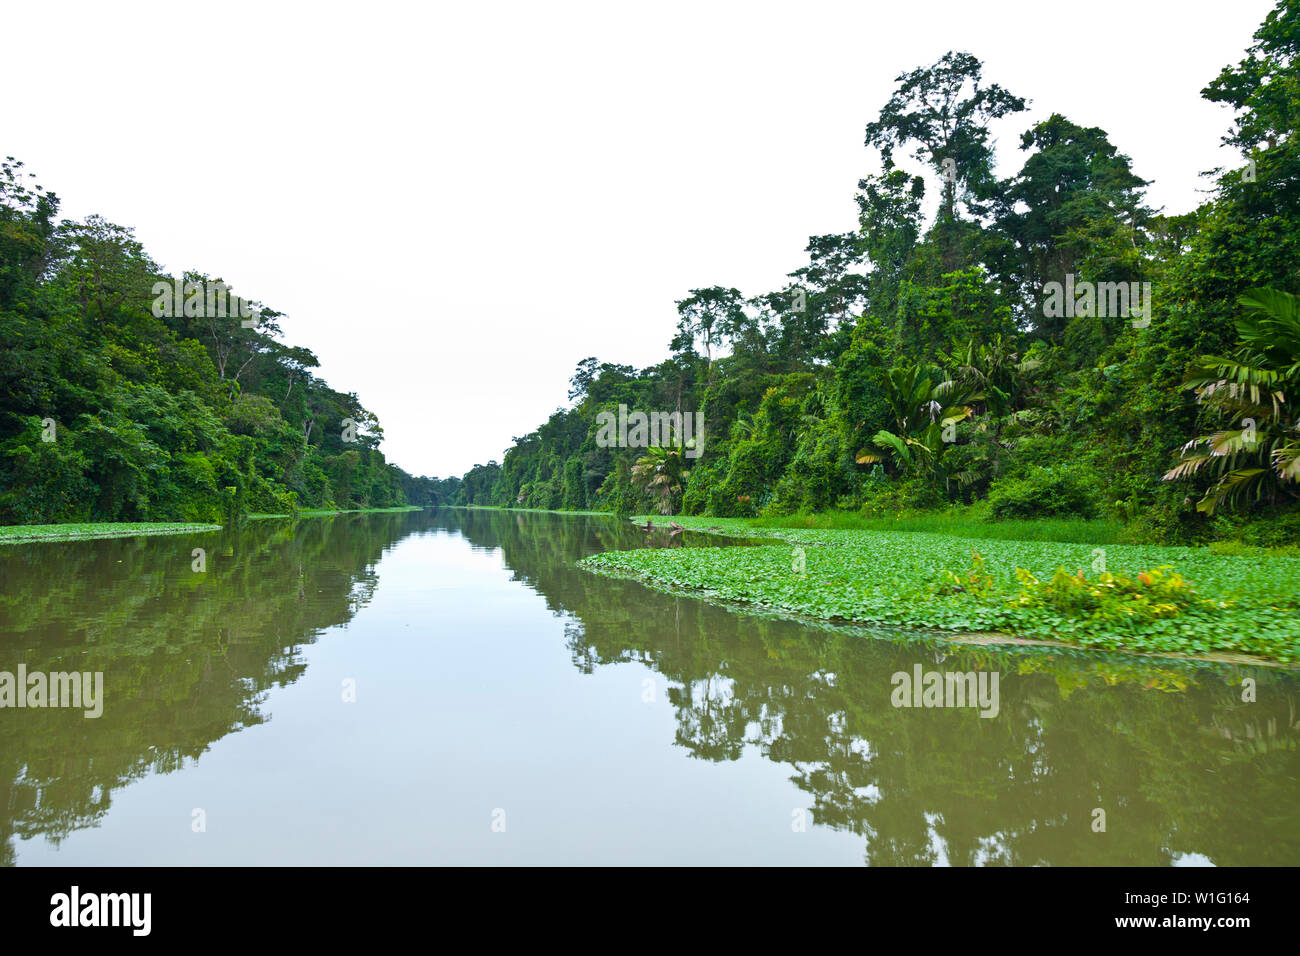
[987,465,1098,520]
[859,477,943,516]
[0,420,94,523]
[1235,508,1300,549]
[1008,565,1216,625]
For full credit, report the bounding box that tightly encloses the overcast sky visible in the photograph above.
[2,1,1274,477]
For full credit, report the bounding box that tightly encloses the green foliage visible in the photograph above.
[1165,288,1300,512]
[0,520,221,542]
[469,4,1300,549]
[987,464,1100,520]
[630,446,687,515]
[419,5,1300,554]
[583,516,1300,662]
[0,162,432,524]
[756,505,1125,544]
[1006,564,1215,626]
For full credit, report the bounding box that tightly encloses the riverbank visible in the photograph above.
[0,521,223,544]
[455,504,612,516]
[0,507,425,544]
[579,515,1300,664]
[248,506,424,519]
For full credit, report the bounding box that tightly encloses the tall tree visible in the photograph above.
[995,114,1152,335]
[670,286,748,370]
[864,51,1027,267]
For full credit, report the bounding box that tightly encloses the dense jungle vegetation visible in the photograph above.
[0,169,461,524]
[459,1,1300,548]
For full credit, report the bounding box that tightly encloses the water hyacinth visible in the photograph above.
[580,517,1300,663]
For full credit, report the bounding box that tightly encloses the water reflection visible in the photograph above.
[0,507,1296,865]
[0,513,415,865]
[448,507,1300,866]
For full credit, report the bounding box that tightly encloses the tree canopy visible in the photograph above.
[457,3,1300,546]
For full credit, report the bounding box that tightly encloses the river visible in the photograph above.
[1,508,1296,865]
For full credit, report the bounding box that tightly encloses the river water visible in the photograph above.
[1,507,1296,865]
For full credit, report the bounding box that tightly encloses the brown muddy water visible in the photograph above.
[0,508,1296,865]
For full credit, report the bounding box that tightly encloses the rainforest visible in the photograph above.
[0,169,460,525]
[6,6,1299,667]
[1,0,1298,881]
[453,10,1300,557]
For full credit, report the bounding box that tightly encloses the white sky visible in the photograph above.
[2,0,1274,477]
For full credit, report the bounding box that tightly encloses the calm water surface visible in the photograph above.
[1,508,1296,865]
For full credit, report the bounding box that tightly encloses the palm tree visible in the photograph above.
[939,334,1038,418]
[1164,289,1300,513]
[729,413,755,441]
[631,446,688,515]
[857,363,983,478]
